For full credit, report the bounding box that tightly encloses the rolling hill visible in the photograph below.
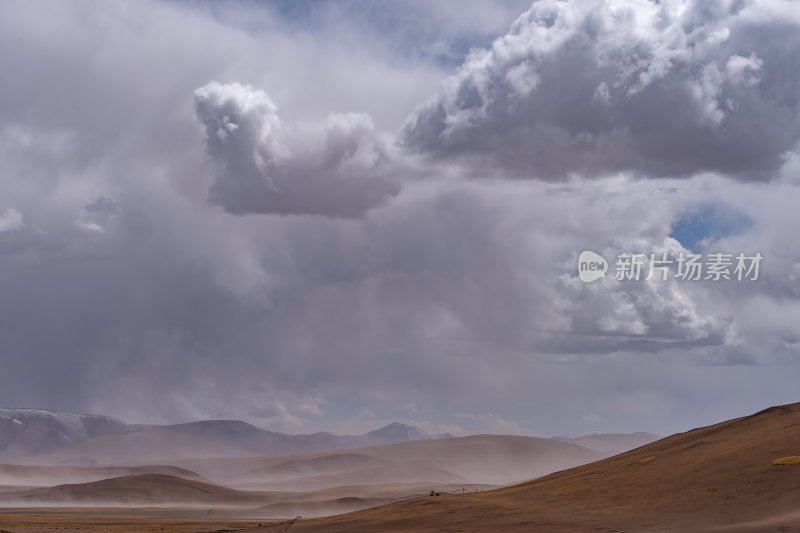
[0,432,610,512]
[276,402,800,532]
[174,434,606,489]
[0,474,269,506]
[0,463,205,487]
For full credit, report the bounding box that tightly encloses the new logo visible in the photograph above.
[578,250,608,283]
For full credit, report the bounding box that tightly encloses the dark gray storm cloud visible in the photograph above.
[0,0,799,437]
[400,0,800,179]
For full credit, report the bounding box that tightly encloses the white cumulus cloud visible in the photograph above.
[400,0,800,180]
[194,81,401,218]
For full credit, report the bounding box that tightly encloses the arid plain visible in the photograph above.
[1,404,800,532]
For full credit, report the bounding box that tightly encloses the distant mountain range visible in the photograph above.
[0,408,452,465]
[0,407,659,467]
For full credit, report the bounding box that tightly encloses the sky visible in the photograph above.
[1,0,799,438]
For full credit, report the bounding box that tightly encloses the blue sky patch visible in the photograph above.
[670,203,753,252]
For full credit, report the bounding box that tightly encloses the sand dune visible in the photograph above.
[274,402,800,532]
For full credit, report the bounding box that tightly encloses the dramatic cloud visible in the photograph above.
[194,82,401,218]
[0,0,799,438]
[400,0,800,179]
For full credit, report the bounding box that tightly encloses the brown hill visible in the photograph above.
[280,402,800,532]
[246,461,468,491]
[175,434,604,489]
[0,474,271,506]
[0,463,204,486]
[359,434,606,484]
[251,453,392,480]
